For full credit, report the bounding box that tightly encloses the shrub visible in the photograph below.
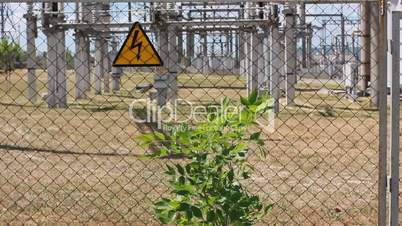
[138,91,273,226]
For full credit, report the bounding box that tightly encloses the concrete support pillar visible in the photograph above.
[94,3,110,94]
[211,34,216,57]
[201,31,209,74]
[94,38,104,95]
[370,2,379,108]
[263,29,270,93]
[111,39,122,91]
[340,16,346,64]
[155,24,169,106]
[247,30,260,95]
[220,34,224,56]
[74,31,88,99]
[103,39,110,93]
[83,36,91,92]
[306,25,313,68]
[235,31,240,67]
[244,32,251,78]
[186,31,194,66]
[24,3,37,103]
[56,30,67,108]
[82,3,92,93]
[359,2,370,93]
[270,5,280,113]
[257,32,266,93]
[44,3,67,108]
[178,31,183,64]
[284,5,297,106]
[102,3,110,93]
[46,32,57,108]
[201,3,208,74]
[228,31,233,57]
[154,4,178,106]
[94,3,103,95]
[167,25,178,101]
[239,31,246,74]
[74,2,91,99]
[237,4,245,69]
[245,2,256,84]
[298,4,307,68]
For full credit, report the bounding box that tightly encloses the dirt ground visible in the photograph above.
[0,70,389,225]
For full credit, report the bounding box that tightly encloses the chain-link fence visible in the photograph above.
[0,1,387,224]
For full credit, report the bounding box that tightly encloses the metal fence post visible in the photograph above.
[378,1,388,225]
[390,10,400,226]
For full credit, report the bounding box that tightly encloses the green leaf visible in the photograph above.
[178,202,191,211]
[138,148,170,160]
[191,206,203,218]
[178,176,186,185]
[135,133,157,148]
[176,164,185,175]
[136,133,155,143]
[206,210,216,222]
[264,203,274,214]
[257,139,265,146]
[242,171,250,179]
[137,154,152,160]
[155,199,170,209]
[185,164,192,174]
[165,165,176,176]
[255,97,271,113]
[222,97,230,108]
[250,132,261,140]
[156,209,176,224]
[258,146,267,159]
[248,89,258,104]
[154,131,166,140]
[228,169,234,182]
[240,96,249,106]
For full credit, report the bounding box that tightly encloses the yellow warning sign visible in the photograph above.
[113,22,163,67]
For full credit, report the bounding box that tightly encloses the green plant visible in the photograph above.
[138,91,273,226]
[0,37,24,79]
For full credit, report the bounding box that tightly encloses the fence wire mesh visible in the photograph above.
[0,1,382,225]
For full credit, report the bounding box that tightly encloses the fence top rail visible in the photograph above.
[0,0,377,3]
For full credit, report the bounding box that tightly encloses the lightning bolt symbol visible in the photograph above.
[130,30,142,60]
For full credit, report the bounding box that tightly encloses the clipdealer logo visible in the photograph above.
[128,98,275,133]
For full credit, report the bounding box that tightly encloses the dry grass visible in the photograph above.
[0,70,387,225]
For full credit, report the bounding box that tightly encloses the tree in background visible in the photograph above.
[0,37,24,80]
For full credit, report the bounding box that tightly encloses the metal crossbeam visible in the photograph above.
[59,19,272,29]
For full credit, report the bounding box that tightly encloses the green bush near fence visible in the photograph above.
[138,90,273,225]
